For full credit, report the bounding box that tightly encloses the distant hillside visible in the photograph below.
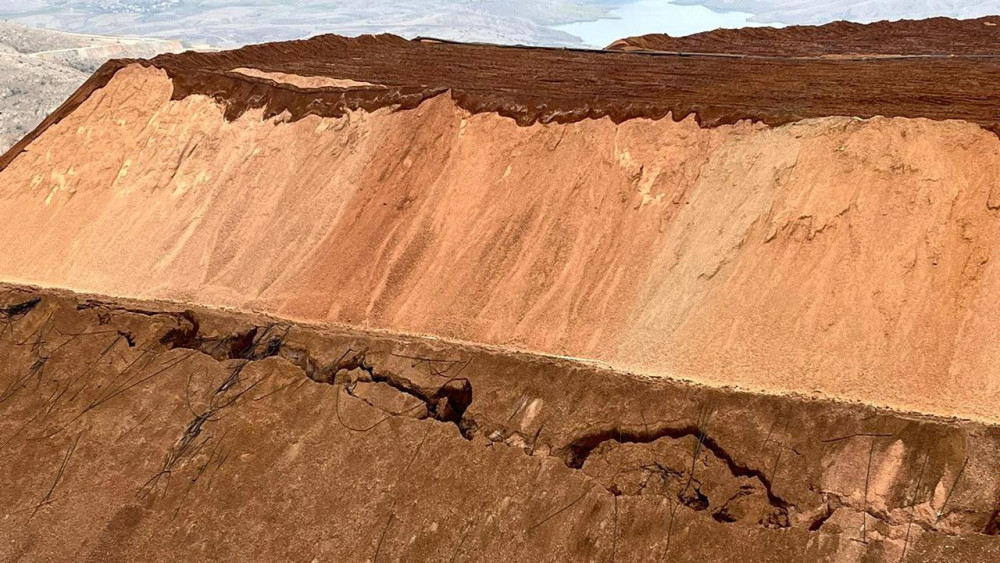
[0,22,182,153]
[0,1,604,48]
[673,0,1000,26]
[607,15,1000,54]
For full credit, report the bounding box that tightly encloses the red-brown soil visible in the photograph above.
[2,285,1000,561]
[5,25,1000,175]
[3,62,1000,423]
[608,16,1000,55]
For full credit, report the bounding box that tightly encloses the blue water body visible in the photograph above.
[554,0,778,48]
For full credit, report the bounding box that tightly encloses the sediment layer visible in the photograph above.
[2,285,999,561]
[3,22,1000,561]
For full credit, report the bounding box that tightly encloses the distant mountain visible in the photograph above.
[0,21,181,153]
[0,1,616,48]
[674,0,1000,25]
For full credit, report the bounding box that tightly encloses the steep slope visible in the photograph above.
[2,33,1000,422]
[607,15,1000,54]
[0,48,86,153]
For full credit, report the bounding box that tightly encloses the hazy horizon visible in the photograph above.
[1,1,999,48]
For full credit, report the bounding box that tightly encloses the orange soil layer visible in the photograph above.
[2,64,1000,423]
[229,67,380,89]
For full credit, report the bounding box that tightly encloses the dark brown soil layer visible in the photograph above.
[5,26,1000,173]
[609,16,1000,55]
[2,284,1000,561]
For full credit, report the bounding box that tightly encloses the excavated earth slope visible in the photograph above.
[2,285,1000,561]
[3,31,1000,423]
[3,21,1000,560]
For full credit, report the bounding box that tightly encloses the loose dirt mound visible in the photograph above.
[608,16,1000,55]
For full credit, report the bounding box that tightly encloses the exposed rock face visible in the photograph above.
[2,285,1000,561]
[1,20,1000,561]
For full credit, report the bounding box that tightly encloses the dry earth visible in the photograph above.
[2,18,1000,562]
[2,285,999,561]
[2,61,1000,422]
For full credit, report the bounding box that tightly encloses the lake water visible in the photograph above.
[554,0,776,48]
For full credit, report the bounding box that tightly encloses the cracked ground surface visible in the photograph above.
[2,284,1000,561]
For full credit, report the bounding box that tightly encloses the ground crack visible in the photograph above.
[559,423,792,513]
[160,314,476,440]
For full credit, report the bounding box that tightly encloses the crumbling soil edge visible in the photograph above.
[5,31,1000,174]
[5,282,1000,543]
[61,290,1000,538]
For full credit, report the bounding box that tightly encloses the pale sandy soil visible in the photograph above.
[230,67,380,89]
[2,65,1000,422]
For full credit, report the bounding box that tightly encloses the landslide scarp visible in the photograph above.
[2,58,1000,423]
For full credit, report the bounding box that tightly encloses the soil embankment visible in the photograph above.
[3,18,1000,561]
[1,57,1000,421]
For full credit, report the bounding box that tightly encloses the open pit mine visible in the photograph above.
[2,17,1000,562]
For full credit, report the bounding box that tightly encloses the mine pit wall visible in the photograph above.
[2,64,1000,425]
[2,285,1000,561]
